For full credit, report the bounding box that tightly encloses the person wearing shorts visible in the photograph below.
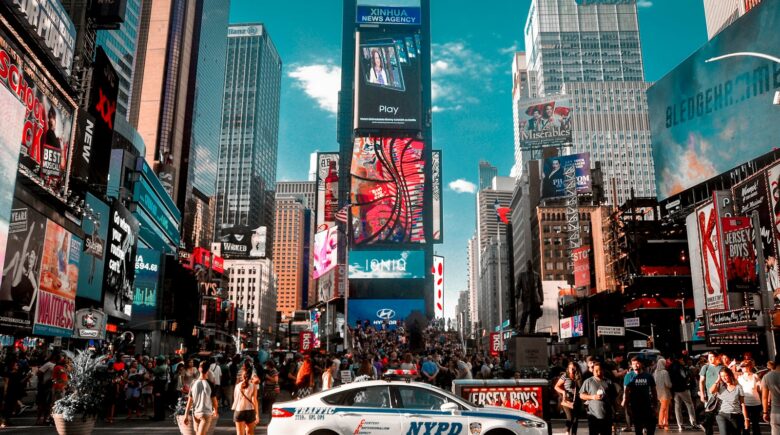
[183,361,218,435]
[232,364,259,434]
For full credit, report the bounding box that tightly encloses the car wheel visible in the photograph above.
[485,429,517,435]
[310,431,339,435]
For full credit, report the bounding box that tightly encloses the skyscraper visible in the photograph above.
[478,160,498,191]
[273,196,307,319]
[95,0,142,121]
[215,24,282,234]
[702,0,762,40]
[520,0,654,205]
[476,177,514,254]
[182,0,230,249]
[467,233,479,334]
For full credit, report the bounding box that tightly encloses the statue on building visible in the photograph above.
[518,260,543,334]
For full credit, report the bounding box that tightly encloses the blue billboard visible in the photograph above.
[348,298,425,329]
[648,0,780,200]
[356,6,421,26]
[129,248,160,329]
[348,250,425,279]
[541,152,591,199]
[77,193,110,301]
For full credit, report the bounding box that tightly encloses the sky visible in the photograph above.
[229,0,708,321]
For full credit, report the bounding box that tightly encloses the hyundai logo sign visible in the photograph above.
[376,308,396,320]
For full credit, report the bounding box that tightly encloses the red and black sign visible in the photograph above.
[490,332,501,356]
[459,385,544,419]
[721,217,758,292]
[85,46,118,190]
[707,332,759,346]
[299,331,314,354]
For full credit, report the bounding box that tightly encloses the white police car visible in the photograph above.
[268,377,547,435]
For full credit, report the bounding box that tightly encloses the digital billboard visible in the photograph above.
[219,226,267,259]
[84,46,118,189]
[354,27,422,131]
[347,298,425,329]
[432,150,442,242]
[432,255,444,319]
[355,6,421,26]
[721,217,758,293]
[0,28,77,199]
[648,0,780,200]
[315,152,339,230]
[129,248,160,329]
[313,226,338,279]
[351,136,425,245]
[77,193,109,301]
[0,74,25,290]
[559,315,584,339]
[33,220,79,337]
[541,152,591,199]
[518,97,572,149]
[348,250,425,279]
[103,201,139,320]
[0,198,46,330]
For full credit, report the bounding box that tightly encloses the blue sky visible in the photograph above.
[230,0,708,320]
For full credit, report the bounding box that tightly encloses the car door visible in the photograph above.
[393,385,467,435]
[322,385,402,434]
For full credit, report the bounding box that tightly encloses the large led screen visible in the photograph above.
[315,153,339,230]
[77,193,109,301]
[219,226,267,259]
[518,96,572,150]
[350,136,425,245]
[347,298,425,330]
[313,227,338,279]
[103,201,139,320]
[354,27,422,131]
[648,0,780,200]
[348,250,425,279]
[129,248,160,329]
[541,152,592,199]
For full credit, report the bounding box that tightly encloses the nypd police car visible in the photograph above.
[268,375,547,435]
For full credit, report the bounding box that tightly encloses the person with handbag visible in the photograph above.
[555,361,582,435]
[738,360,762,435]
[710,367,749,435]
[232,365,260,435]
[699,351,723,435]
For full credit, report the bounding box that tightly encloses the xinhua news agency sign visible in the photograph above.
[356,6,421,25]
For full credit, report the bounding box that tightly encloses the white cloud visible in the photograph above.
[430,41,494,112]
[499,42,519,55]
[637,0,653,7]
[448,179,477,194]
[288,64,341,114]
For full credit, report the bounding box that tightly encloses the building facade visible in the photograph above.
[478,235,512,335]
[478,161,499,191]
[225,259,277,335]
[455,290,471,338]
[272,196,308,319]
[476,177,514,254]
[215,24,282,235]
[702,0,761,40]
[467,233,479,336]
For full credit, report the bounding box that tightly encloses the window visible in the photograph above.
[321,386,392,407]
[394,386,464,410]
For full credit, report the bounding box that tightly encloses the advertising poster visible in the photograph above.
[432,255,444,319]
[317,264,344,302]
[732,170,778,306]
[721,217,758,293]
[686,211,707,316]
[354,27,422,131]
[348,250,425,279]
[696,201,727,310]
[83,46,119,189]
[315,153,339,230]
[767,164,780,298]
[103,201,139,320]
[490,332,501,356]
[0,199,46,329]
[573,246,591,289]
[347,298,425,329]
[648,0,780,200]
[33,220,79,337]
[432,150,442,242]
[0,29,76,198]
[560,315,584,340]
[129,248,160,330]
[219,226,266,259]
[541,152,591,199]
[310,310,321,349]
[313,227,338,279]
[459,385,544,418]
[0,77,26,289]
[518,96,573,149]
[299,331,314,354]
[77,193,109,301]
[351,136,425,245]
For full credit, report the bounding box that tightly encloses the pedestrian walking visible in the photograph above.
[762,354,780,435]
[624,358,657,435]
[711,367,748,435]
[580,362,616,435]
[232,364,259,435]
[654,357,672,430]
[670,355,698,431]
[321,358,339,391]
[294,355,314,398]
[738,360,761,435]
[555,361,582,435]
[2,360,27,427]
[699,351,723,435]
[261,360,280,417]
[35,352,56,425]
[183,360,219,435]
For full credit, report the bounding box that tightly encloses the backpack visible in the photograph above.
[220,364,230,385]
[669,363,688,392]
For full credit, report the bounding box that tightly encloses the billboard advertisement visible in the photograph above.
[219,226,266,259]
[129,248,160,329]
[721,216,759,293]
[351,136,425,245]
[348,250,425,279]
[696,201,727,310]
[0,199,46,329]
[315,152,339,230]
[354,27,422,131]
[686,211,707,316]
[648,0,780,200]
[83,46,118,189]
[432,150,442,242]
[355,6,421,26]
[573,246,591,289]
[541,152,591,199]
[73,308,106,339]
[77,193,109,301]
[0,75,25,290]
[560,314,584,339]
[313,226,338,279]
[103,201,139,320]
[457,384,543,418]
[347,298,425,329]
[3,0,76,75]
[33,220,79,337]
[317,264,344,302]
[518,96,572,149]
[0,28,76,199]
[432,255,444,319]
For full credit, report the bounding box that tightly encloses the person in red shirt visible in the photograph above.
[51,355,68,403]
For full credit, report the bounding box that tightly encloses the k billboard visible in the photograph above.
[541,152,592,199]
[648,0,780,200]
[33,220,80,337]
[315,153,339,230]
[219,226,267,259]
[354,27,422,131]
[518,97,572,149]
[351,137,425,245]
[347,298,425,329]
[0,28,76,199]
[348,250,425,279]
[103,201,139,320]
[77,193,109,301]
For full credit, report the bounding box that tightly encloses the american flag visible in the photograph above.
[494,199,510,224]
[335,204,350,223]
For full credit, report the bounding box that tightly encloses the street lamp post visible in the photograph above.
[676,298,690,354]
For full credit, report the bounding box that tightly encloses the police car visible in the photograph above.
[268,372,547,435]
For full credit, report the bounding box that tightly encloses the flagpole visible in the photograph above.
[498,233,504,354]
